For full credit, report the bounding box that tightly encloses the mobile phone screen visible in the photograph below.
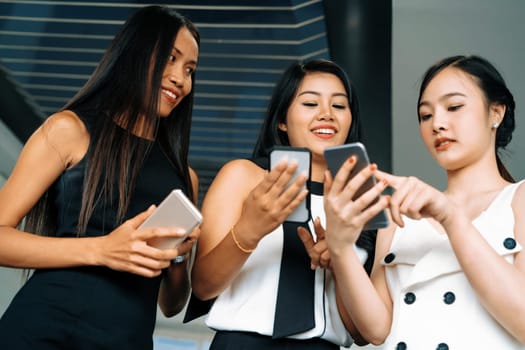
[324,142,389,230]
[270,146,311,223]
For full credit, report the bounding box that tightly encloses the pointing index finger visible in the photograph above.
[374,169,402,189]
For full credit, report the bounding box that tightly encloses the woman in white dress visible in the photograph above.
[323,55,525,349]
[188,59,386,349]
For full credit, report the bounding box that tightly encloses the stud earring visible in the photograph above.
[492,122,499,129]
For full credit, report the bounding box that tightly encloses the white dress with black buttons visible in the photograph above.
[382,180,525,350]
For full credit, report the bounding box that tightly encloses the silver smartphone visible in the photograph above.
[324,142,389,230]
[269,146,311,223]
[139,189,202,249]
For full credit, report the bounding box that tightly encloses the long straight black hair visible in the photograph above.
[25,6,200,236]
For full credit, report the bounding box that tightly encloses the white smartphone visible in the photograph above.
[324,142,389,230]
[270,146,311,223]
[139,189,202,250]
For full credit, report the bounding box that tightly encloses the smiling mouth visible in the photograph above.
[162,89,178,102]
[313,128,336,135]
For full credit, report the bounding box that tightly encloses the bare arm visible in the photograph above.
[0,111,186,277]
[322,158,394,345]
[297,219,369,344]
[158,168,200,317]
[330,224,395,345]
[377,171,525,343]
[0,111,97,268]
[191,158,308,300]
[441,182,525,342]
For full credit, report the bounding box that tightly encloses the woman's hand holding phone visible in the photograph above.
[270,147,311,222]
[96,206,189,278]
[323,155,390,252]
[234,155,309,247]
[139,189,202,250]
[324,142,389,230]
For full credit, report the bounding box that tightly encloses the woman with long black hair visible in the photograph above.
[0,6,200,349]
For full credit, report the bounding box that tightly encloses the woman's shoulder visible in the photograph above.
[512,179,525,210]
[40,110,90,168]
[218,158,264,176]
[42,110,89,140]
[210,158,265,190]
[514,179,525,190]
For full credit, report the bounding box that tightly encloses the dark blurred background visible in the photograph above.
[0,0,392,203]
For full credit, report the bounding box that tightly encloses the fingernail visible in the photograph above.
[369,164,377,171]
[347,156,356,164]
[381,179,388,186]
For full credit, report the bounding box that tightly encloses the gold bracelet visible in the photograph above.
[230,225,255,254]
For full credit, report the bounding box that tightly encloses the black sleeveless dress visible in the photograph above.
[0,109,189,350]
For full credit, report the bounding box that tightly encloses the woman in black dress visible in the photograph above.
[0,6,200,349]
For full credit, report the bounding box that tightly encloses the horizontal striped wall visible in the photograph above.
[0,0,331,202]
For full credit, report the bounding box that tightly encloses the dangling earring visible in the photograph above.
[492,122,499,129]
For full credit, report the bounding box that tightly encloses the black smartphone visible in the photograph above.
[269,146,311,223]
[324,142,389,230]
[140,189,203,249]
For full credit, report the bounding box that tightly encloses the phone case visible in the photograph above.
[140,189,203,249]
[270,146,311,222]
[324,142,389,230]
